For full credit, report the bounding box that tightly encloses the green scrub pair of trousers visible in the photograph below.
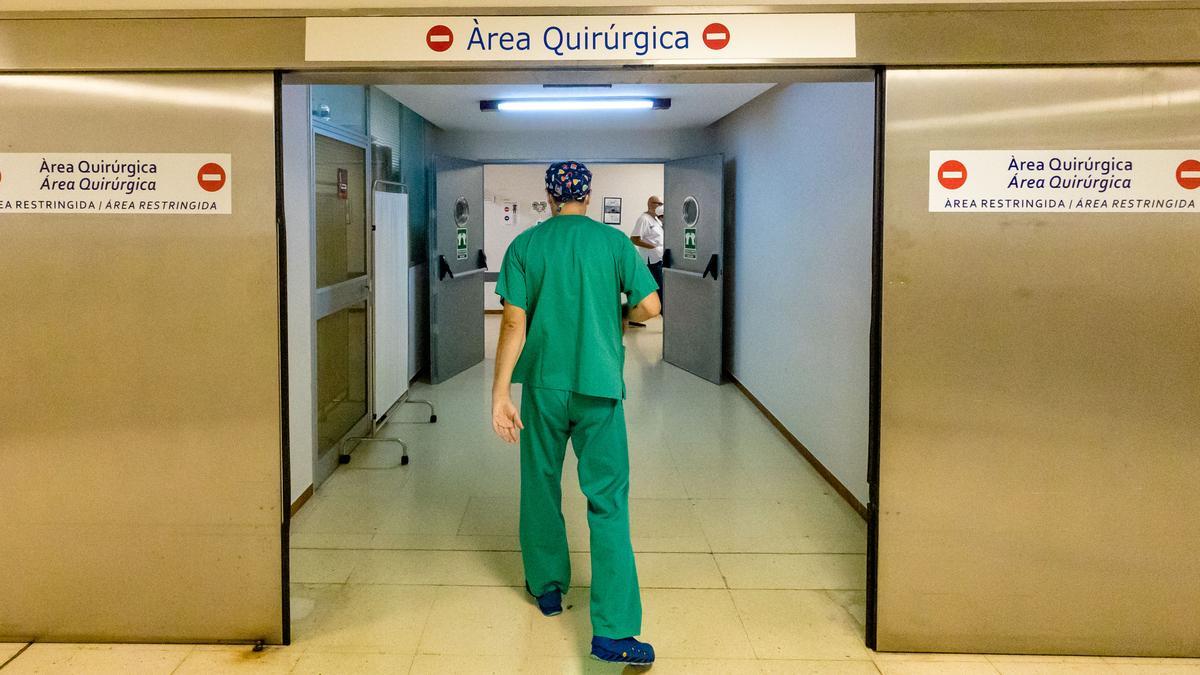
[520,385,642,639]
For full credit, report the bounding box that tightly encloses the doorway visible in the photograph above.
[282,69,879,665]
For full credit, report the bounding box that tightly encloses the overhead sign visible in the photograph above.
[930,150,1200,213]
[0,153,232,214]
[305,14,856,62]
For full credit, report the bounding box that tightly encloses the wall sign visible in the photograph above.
[456,227,469,261]
[0,153,232,214]
[306,14,856,62]
[930,150,1200,213]
[603,197,622,225]
[683,227,698,260]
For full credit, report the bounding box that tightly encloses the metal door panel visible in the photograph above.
[0,73,282,642]
[878,67,1200,656]
[429,156,485,384]
[663,154,725,384]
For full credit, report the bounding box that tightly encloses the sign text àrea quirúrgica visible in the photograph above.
[38,158,159,195]
[466,19,690,57]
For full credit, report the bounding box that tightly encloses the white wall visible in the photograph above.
[281,84,315,504]
[481,162,664,309]
[716,82,876,505]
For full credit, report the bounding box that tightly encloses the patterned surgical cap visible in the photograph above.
[545,161,592,202]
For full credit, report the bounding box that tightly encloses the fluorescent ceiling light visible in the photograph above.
[481,97,670,112]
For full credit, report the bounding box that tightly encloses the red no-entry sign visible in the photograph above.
[197,163,227,192]
[937,160,968,190]
[702,23,730,50]
[1176,159,1200,190]
[426,25,454,52]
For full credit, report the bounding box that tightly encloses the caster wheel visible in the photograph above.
[430,414,438,423]
[337,454,351,464]
[401,455,410,466]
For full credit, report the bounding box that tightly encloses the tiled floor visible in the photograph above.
[4,318,1197,673]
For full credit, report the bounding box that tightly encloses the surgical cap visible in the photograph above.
[545,161,592,201]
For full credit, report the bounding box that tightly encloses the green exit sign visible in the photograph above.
[456,227,469,260]
[683,227,698,260]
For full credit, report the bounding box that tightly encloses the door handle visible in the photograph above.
[440,253,489,281]
[663,248,674,269]
[702,253,719,280]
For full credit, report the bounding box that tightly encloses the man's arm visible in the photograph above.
[630,235,656,250]
[626,291,662,324]
[491,302,527,443]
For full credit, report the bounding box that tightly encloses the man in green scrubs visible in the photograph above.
[491,161,661,666]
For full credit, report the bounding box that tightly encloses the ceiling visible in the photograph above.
[376,83,776,132]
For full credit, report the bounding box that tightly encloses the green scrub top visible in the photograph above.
[496,214,659,401]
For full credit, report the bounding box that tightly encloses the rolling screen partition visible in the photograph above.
[0,73,285,643]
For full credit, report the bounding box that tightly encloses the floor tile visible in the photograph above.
[732,589,872,660]
[1109,666,1200,675]
[988,658,1116,674]
[290,583,437,654]
[874,654,993,663]
[289,548,362,584]
[289,533,376,550]
[409,654,598,674]
[417,586,535,657]
[4,644,192,675]
[173,646,299,674]
[0,643,29,665]
[715,553,866,590]
[647,658,765,674]
[761,660,881,674]
[348,549,523,586]
[693,498,867,554]
[826,590,868,628]
[877,663,1001,675]
[291,651,414,674]
[640,589,757,659]
[367,533,521,551]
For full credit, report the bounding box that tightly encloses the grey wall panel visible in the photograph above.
[0,73,283,643]
[716,82,876,507]
[878,67,1200,656]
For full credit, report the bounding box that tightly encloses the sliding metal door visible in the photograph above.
[0,73,283,642]
[312,125,372,485]
[878,67,1200,656]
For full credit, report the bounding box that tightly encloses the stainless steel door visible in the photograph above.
[663,154,725,384]
[313,128,371,485]
[428,156,485,384]
[878,67,1200,656]
[0,73,283,642]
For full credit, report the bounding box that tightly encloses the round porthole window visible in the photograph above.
[454,198,470,226]
[682,196,700,227]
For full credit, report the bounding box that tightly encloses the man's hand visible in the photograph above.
[492,302,527,444]
[492,395,524,444]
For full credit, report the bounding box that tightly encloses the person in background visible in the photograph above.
[628,195,665,327]
[491,161,661,667]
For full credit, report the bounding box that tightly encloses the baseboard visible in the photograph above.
[290,484,314,517]
[726,373,869,520]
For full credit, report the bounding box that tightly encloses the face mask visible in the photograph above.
[654,205,664,217]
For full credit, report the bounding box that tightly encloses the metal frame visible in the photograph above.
[311,121,376,487]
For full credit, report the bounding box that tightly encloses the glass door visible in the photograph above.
[313,126,371,485]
